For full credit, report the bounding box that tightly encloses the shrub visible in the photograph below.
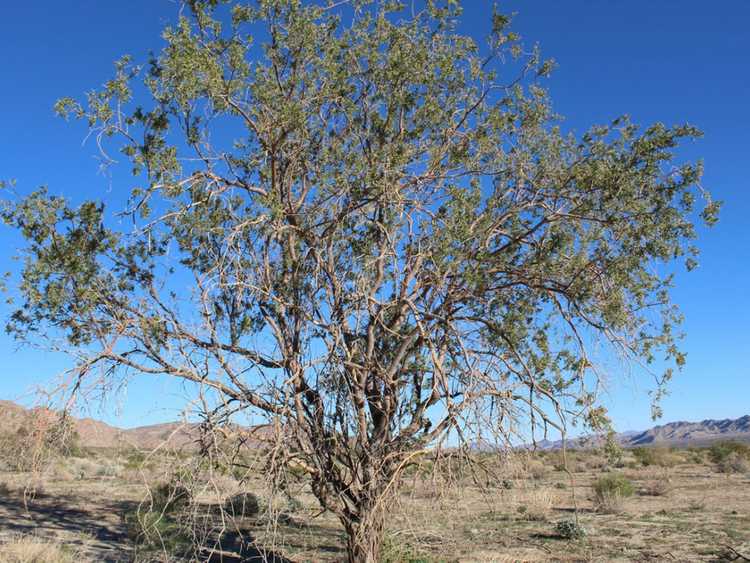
[716,452,748,474]
[555,520,587,540]
[381,534,431,563]
[123,450,147,470]
[526,460,549,481]
[640,475,673,496]
[709,442,749,465]
[125,479,193,554]
[516,489,554,521]
[125,509,191,553]
[224,491,261,518]
[631,447,678,468]
[149,481,191,514]
[593,473,634,513]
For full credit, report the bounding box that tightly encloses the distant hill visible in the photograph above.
[625,415,750,448]
[526,415,750,450]
[3,399,748,451]
[0,400,270,451]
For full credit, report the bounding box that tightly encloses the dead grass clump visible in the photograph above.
[640,475,674,497]
[526,460,549,481]
[515,488,554,521]
[0,534,84,563]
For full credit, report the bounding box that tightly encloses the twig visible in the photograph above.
[725,545,750,562]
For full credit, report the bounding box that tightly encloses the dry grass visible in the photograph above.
[0,534,87,563]
[0,446,749,561]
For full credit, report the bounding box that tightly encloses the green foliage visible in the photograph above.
[0,1,720,559]
[593,473,634,510]
[123,450,148,471]
[555,519,587,540]
[708,441,750,465]
[631,447,678,468]
[380,533,432,563]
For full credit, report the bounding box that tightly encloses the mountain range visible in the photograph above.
[0,400,269,450]
[2,399,748,450]
[531,414,750,450]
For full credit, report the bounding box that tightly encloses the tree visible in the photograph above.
[1,1,718,560]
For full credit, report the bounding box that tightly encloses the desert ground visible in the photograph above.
[0,442,748,562]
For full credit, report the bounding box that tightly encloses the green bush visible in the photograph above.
[631,447,678,468]
[593,473,634,512]
[555,519,587,540]
[708,441,749,465]
[594,473,634,498]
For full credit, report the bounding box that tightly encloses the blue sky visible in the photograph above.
[0,1,747,431]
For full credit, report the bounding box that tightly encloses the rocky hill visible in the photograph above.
[625,415,750,447]
[527,415,750,450]
[0,400,269,450]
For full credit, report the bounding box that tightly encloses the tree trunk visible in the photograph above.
[342,508,385,563]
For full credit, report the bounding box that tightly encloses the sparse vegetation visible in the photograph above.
[631,447,679,468]
[224,491,261,518]
[555,519,587,540]
[2,0,719,558]
[0,534,84,563]
[593,473,635,513]
[709,441,750,464]
[0,442,748,560]
[716,451,749,474]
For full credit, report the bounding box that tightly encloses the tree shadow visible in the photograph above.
[0,491,132,561]
[0,490,296,562]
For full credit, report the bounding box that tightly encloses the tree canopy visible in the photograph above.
[1,1,718,559]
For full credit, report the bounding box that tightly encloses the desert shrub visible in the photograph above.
[0,534,83,563]
[125,509,191,554]
[640,474,673,496]
[123,450,147,470]
[555,519,587,540]
[125,478,194,554]
[593,473,634,513]
[685,448,705,464]
[526,460,549,480]
[631,447,678,468]
[224,491,261,518]
[585,457,607,471]
[632,447,654,466]
[152,482,191,513]
[516,488,554,521]
[551,451,577,472]
[716,451,749,474]
[708,442,750,465]
[380,534,431,563]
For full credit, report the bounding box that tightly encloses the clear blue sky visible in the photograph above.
[0,1,747,431]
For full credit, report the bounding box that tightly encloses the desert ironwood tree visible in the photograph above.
[2,0,718,559]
